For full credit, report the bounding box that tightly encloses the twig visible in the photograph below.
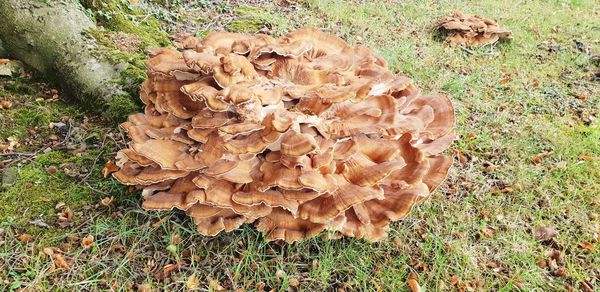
[459,45,475,55]
[2,121,73,169]
[82,180,110,196]
[0,152,38,157]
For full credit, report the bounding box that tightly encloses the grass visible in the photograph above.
[1,0,599,290]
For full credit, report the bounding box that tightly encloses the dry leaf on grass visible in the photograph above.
[448,275,460,286]
[53,253,71,271]
[58,207,74,222]
[0,99,13,110]
[170,234,182,244]
[42,247,55,257]
[288,278,300,287]
[154,263,180,280]
[137,283,152,292]
[533,151,553,165]
[17,233,34,243]
[100,196,113,206]
[579,241,594,251]
[534,226,558,241]
[209,279,225,291]
[186,274,200,290]
[407,272,422,292]
[81,235,94,249]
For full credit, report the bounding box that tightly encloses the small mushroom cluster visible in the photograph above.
[111,28,456,242]
[436,11,512,47]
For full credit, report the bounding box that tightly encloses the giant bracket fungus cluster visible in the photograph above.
[110,28,456,242]
[436,11,512,47]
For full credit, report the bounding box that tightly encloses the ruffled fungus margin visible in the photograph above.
[108,28,456,242]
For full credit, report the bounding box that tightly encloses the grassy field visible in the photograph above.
[1,0,599,290]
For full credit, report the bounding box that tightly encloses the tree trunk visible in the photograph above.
[0,0,137,119]
[0,40,8,58]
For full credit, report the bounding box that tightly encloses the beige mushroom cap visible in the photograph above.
[436,11,513,47]
[111,28,456,243]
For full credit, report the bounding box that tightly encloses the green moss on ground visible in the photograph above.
[107,94,139,122]
[0,156,92,228]
[227,18,264,33]
[0,77,78,139]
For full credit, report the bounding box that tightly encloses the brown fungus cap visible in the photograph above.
[112,28,456,243]
[436,11,512,47]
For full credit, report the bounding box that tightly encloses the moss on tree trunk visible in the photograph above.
[0,40,8,58]
[0,0,139,121]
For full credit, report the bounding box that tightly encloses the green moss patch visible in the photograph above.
[0,160,93,222]
[107,94,140,122]
[80,0,170,48]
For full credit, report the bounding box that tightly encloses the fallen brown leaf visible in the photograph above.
[551,266,566,277]
[151,217,169,228]
[209,279,225,291]
[448,275,460,286]
[465,132,477,140]
[450,147,468,164]
[534,226,558,241]
[500,72,511,85]
[17,233,34,243]
[289,278,300,287]
[533,151,553,165]
[55,202,66,210]
[479,225,497,238]
[0,100,13,110]
[407,272,422,292]
[536,258,546,268]
[186,274,200,290]
[580,280,594,292]
[547,249,561,261]
[579,241,594,251]
[158,263,179,280]
[170,234,182,245]
[0,59,8,65]
[53,254,71,271]
[100,196,113,207]
[137,283,152,292]
[81,235,94,249]
[58,207,74,222]
[42,247,55,257]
